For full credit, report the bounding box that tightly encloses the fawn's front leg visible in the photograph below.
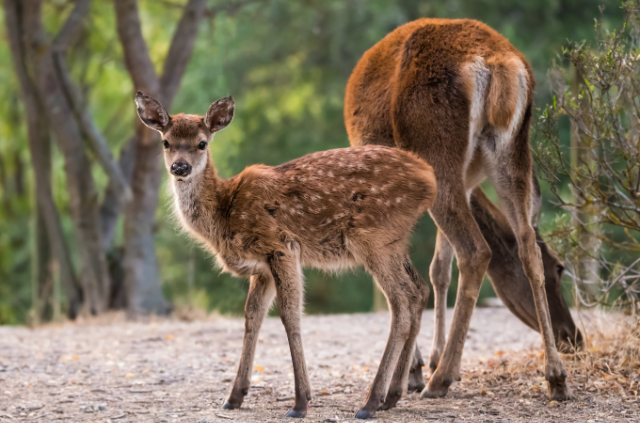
[224,273,276,410]
[267,249,311,418]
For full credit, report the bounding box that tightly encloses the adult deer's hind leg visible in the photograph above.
[428,230,454,373]
[224,273,276,409]
[488,106,572,401]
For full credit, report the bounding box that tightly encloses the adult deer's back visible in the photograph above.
[345,18,573,401]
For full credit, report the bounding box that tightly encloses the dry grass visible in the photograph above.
[455,310,640,419]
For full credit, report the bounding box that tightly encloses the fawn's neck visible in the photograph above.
[172,154,219,231]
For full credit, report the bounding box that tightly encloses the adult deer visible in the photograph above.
[345,18,573,403]
[134,92,437,419]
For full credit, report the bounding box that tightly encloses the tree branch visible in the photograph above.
[53,53,132,203]
[159,0,208,102]
[53,0,93,52]
[114,0,160,95]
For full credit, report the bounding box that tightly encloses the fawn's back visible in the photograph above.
[213,145,436,273]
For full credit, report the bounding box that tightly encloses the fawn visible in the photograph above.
[345,18,572,402]
[134,91,437,419]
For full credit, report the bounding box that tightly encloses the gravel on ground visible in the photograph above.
[0,308,637,422]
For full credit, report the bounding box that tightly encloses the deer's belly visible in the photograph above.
[216,253,267,277]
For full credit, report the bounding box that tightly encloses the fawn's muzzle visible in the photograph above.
[171,162,192,177]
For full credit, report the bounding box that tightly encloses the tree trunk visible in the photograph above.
[570,65,600,301]
[4,0,82,318]
[20,0,109,314]
[123,124,169,314]
[114,0,208,316]
[100,136,137,252]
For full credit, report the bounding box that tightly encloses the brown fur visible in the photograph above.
[134,92,436,419]
[345,18,572,407]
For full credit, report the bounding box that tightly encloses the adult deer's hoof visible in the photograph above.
[407,359,426,392]
[284,408,306,418]
[355,408,375,419]
[222,401,239,410]
[547,368,573,401]
[407,373,426,393]
[378,389,402,410]
[421,374,452,399]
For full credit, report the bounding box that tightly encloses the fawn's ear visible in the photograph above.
[204,96,235,133]
[134,91,170,133]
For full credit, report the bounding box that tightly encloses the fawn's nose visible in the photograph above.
[171,162,192,177]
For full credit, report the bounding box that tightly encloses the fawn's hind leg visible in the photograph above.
[379,257,429,411]
[355,252,425,420]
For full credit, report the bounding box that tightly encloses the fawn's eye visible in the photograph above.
[163,140,169,149]
[198,141,207,150]
[556,264,565,275]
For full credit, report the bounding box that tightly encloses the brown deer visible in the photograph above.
[345,18,573,403]
[134,91,437,419]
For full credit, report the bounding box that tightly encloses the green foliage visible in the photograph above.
[533,0,640,309]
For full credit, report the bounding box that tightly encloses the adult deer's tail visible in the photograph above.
[485,56,525,130]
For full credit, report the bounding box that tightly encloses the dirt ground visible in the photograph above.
[0,308,638,422]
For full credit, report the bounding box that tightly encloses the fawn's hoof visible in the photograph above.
[285,408,306,418]
[547,368,573,401]
[355,408,375,420]
[222,401,239,410]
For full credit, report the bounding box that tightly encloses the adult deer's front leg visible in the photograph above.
[407,344,426,393]
[268,250,311,418]
[428,230,454,373]
[422,183,492,399]
[224,273,276,410]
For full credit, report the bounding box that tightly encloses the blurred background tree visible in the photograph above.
[0,0,625,324]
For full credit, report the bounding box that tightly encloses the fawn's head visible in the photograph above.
[134,91,234,181]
